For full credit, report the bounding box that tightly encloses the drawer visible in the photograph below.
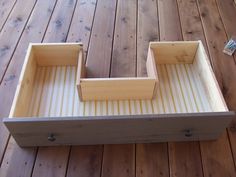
[3,41,234,147]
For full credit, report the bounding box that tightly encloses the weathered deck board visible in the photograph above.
[0,0,236,176]
[0,0,16,32]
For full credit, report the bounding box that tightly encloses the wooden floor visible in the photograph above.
[0,0,236,176]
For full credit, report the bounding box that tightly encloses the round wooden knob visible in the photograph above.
[184,129,193,137]
[48,134,56,142]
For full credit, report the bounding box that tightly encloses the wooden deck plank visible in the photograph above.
[0,0,16,32]
[196,0,236,176]
[31,1,77,177]
[66,146,103,177]
[0,139,36,177]
[86,0,117,78]
[0,0,57,176]
[177,0,208,55]
[32,147,69,177]
[67,0,97,56]
[0,0,36,82]
[137,0,159,77]
[158,0,182,41]
[110,0,137,77]
[216,0,236,39]
[136,143,169,177]
[102,145,135,177]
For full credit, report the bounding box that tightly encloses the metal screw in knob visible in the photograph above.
[184,129,193,137]
[48,134,56,142]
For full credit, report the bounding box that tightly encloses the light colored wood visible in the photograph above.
[193,41,228,112]
[77,42,158,101]
[76,49,85,100]
[5,40,233,146]
[33,43,82,66]
[80,78,157,101]
[150,41,199,64]
[9,45,36,117]
[3,112,234,146]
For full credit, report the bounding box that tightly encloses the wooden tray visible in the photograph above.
[3,41,234,147]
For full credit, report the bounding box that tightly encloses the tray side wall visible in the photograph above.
[9,45,37,117]
[193,41,228,111]
[3,112,234,146]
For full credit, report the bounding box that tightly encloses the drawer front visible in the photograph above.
[4,112,234,147]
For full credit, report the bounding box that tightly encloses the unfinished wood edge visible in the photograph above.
[9,44,34,118]
[198,42,229,111]
[149,41,200,45]
[76,46,85,101]
[146,46,159,79]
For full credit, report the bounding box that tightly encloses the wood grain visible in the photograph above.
[102,145,135,177]
[158,0,182,41]
[86,0,117,78]
[0,0,16,32]
[67,0,97,57]
[0,0,36,82]
[32,147,69,177]
[66,146,103,177]
[110,0,137,77]
[137,0,159,76]
[0,0,57,173]
[136,143,169,177]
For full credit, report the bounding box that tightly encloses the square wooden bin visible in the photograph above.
[3,41,234,147]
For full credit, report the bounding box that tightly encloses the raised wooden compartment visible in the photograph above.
[3,41,234,147]
[77,45,158,101]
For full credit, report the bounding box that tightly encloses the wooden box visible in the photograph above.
[3,41,234,147]
[77,47,158,101]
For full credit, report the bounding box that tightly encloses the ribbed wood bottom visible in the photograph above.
[28,63,213,117]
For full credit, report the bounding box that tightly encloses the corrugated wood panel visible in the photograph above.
[26,63,213,117]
